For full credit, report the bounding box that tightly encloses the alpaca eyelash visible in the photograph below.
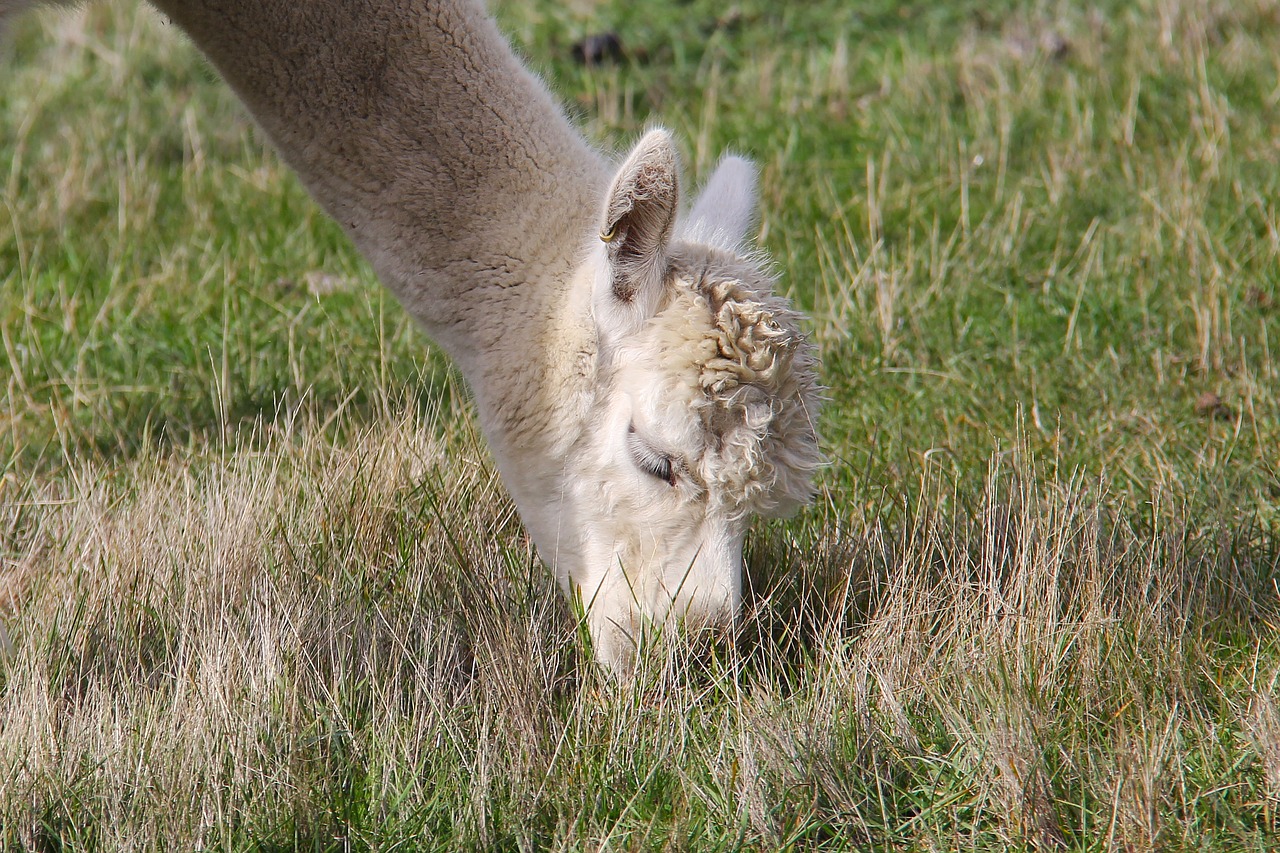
[627,426,676,486]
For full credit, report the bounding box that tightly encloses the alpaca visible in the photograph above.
[1,0,822,671]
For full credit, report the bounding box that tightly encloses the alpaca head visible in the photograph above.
[555,129,822,671]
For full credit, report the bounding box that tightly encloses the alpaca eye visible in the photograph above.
[638,453,675,486]
[627,426,676,486]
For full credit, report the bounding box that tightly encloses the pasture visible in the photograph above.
[1,0,1278,848]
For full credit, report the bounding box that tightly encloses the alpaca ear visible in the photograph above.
[683,155,758,251]
[596,129,680,340]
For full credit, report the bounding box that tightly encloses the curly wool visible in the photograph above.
[696,276,822,517]
[646,249,822,520]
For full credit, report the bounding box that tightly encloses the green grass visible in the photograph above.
[2,0,1278,849]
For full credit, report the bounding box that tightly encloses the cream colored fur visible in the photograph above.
[2,0,822,673]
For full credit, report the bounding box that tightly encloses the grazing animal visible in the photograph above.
[1,0,822,672]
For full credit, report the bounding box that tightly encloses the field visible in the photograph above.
[2,0,1279,849]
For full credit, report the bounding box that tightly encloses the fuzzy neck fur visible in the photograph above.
[147,0,611,490]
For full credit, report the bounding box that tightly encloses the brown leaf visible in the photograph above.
[571,32,624,67]
[1195,391,1233,420]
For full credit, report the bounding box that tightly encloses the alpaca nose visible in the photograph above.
[666,525,744,627]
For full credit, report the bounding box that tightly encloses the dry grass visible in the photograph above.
[1,407,1274,848]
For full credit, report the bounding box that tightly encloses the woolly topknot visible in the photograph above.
[672,252,823,519]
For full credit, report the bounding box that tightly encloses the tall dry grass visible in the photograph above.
[1,404,1274,847]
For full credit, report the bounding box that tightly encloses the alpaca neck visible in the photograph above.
[151,0,608,368]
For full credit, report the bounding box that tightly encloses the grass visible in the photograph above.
[1,0,1278,849]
